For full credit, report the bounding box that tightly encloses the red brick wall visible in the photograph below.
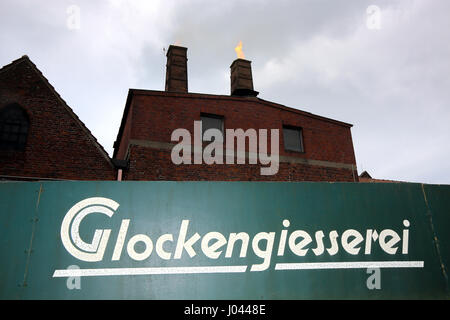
[123,145,356,181]
[117,91,358,181]
[0,58,115,180]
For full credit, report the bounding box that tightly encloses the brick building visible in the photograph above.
[113,45,358,181]
[0,55,115,180]
[1,46,359,182]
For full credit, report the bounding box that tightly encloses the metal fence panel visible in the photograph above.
[0,181,448,299]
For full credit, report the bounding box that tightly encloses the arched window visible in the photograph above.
[0,103,30,151]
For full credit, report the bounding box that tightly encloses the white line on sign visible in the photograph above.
[274,261,424,270]
[52,265,248,277]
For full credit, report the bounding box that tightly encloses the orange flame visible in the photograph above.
[235,41,245,59]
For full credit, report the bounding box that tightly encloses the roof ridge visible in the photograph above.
[0,55,30,74]
[1,55,114,167]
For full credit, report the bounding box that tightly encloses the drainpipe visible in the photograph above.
[111,159,129,181]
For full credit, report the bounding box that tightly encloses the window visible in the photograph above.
[283,125,304,152]
[0,103,29,151]
[201,113,223,141]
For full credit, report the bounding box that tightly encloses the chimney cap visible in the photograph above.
[166,45,187,56]
[230,58,252,68]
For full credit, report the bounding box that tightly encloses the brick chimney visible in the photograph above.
[230,58,259,97]
[165,45,188,93]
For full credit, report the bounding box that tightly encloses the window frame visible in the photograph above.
[0,103,30,152]
[282,124,304,153]
[200,112,224,142]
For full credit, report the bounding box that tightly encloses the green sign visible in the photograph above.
[0,181,449,299]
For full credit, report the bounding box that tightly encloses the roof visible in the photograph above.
[359,170,372,179]
[358,171,409,183]
[0,55,114,168]
[113,89,354,158]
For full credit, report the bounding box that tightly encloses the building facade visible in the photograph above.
[113,45,358,181]
[1,46,359,182]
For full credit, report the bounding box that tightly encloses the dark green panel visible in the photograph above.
[0,182,42,299]
[422,183,450,293]
[0,181,449,299]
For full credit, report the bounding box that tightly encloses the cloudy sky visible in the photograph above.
[1,0,449,184]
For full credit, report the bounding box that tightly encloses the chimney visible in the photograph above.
[165,45,188,93]
[230,59,259,97]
